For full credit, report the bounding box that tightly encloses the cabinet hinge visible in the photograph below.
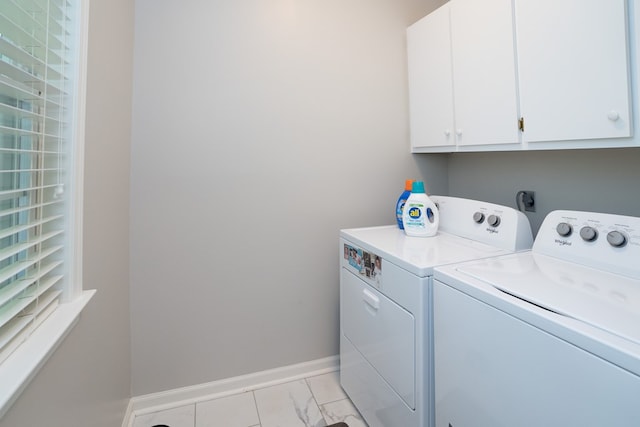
[518,117,525,132]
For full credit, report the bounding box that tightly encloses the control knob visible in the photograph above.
[473,212,485,223]
[487,215,500,227]
[579,226,598,242]
[556,222,573,237]
[607,230,627,248]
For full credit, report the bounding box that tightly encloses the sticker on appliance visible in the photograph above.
[344,244,382,285]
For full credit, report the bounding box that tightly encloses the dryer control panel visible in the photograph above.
[534,210,640,280]
[432,196,533,252]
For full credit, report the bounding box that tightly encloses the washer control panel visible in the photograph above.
[534,210,640,279]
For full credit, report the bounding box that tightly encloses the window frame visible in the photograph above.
[0,0,94,418]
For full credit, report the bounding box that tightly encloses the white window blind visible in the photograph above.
[0,0,81,364]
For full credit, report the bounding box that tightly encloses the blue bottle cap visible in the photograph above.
[411,181,426,193]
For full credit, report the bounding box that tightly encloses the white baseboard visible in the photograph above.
[122,355,339,427]
[121,398,134,427]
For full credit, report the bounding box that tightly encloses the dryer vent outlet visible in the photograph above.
[517,190,536,212]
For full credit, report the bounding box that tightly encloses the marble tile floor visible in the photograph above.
[132,371,368,427]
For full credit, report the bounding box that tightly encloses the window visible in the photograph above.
[0,0,91,415]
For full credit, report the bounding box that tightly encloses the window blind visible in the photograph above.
[0,0,76,364]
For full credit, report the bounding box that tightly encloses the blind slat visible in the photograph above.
[0,199,62,220]
[0,315,31,364]
[0,102,64,130]
[0,35,48,80]
[0,61,63,98]
[0,260,64,310]
[0,168,60,174]
[0,288,62,363]
[0,9,47,54]
[0,184,64,200]
[0,76,45,108]
[0,124,64,140]
[0,101,46,123]
[0,280,63,335]
[31,288,61,325]
[0,246,63,291]
[0,78,66,114]
[0,229,64,265]
[0,215,63,246]
[0,147,63,155]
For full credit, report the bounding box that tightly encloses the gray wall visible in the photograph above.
[130,0,447,395]
[2,1,636,424]
[446,148,640,235]
[0,0,134,425]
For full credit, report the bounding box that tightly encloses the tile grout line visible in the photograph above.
[304,376,328,426]
[136,373,351,427]
[251,389,263,427]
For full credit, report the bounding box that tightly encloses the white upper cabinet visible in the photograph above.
[450,0,520,147]
[516,0,632,144]
[407,0,634,152]
[407,0,519,152]
[407,4,455,151]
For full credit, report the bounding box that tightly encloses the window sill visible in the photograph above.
[0,289,96,419]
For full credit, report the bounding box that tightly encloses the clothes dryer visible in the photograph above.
[340,196,533,427]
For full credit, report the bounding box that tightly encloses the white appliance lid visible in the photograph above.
[456,252,640,345]
[341,225,508,277]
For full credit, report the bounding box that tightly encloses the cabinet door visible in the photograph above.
[407,4,455,151]
[450,0,520,147]
[516,0,631,143]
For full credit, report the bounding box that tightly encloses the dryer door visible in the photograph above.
[341,268,416,409]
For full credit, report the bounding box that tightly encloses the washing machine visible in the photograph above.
[433,210,640,427]
[339,196,534,427]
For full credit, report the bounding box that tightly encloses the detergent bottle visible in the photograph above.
[402,181,439,237]
[395,179,414,229]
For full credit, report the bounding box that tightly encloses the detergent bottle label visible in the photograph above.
[402,193,439,237]
[405,203,426,228]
